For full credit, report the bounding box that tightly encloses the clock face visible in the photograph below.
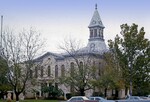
[98,21,102,24]
[92,20,96,24]
[90,43,95,51]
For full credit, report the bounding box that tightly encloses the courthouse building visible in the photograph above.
[25,5,126,99]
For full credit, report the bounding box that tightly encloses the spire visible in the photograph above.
[95,4,97,10]
[88,4,104,28]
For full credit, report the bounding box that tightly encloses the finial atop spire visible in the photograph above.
[95,4,97,10]
[89,3,104,28]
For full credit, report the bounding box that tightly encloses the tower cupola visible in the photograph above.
[88,4,105,41]
[87,4,107,53]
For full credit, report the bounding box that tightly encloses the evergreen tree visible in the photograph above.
[0,56,12,99]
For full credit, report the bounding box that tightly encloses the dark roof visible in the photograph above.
[34,52,64,62]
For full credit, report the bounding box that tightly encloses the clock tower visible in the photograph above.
[87,4,107,53]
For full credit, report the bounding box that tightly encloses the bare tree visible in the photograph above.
[58,38,99,96]
[2,28,44,102]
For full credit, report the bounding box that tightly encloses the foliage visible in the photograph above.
[108,23,150,95]
[0,57,12,94]
[41,85,64,98]
[103,53,124,89]
[90,52,124,97]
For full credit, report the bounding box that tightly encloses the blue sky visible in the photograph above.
[0,0,150,52]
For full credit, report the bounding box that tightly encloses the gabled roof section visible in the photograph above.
[88,4,104,28]
[34,52,64,62]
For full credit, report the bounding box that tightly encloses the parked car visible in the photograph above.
[147,95,150,98]
[67,96,89,102]
[116,96,150,102]
[140,96,149,100]
[89,96,115,102]
[126,96,141,100]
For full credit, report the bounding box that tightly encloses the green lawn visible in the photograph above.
[0,99,60,102]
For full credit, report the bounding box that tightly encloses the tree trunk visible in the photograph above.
[115,89,118,99]
[104,88,107,98]
[125,86,128,96]
[15,92,20,102]
[79,88,85,96]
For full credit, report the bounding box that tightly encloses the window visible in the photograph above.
[29,69,33,78]
[90,98,94,100]
[95,98,101,101]
[101,29,103,37]
[55,65,58,78]
[61,65,65,77]
[90,30,93,38]
[77,98,83,101]
[94,29,97,37]
[70,62,75,92]
[98,62,101,76]
[55,83,58,89]
[70,62,74,75]
[48,66,51,77]
[80,61,83,72]
[99,29,101,37]
[69,98,76,102]
[35,67,38,78]
[70,84,75,93]
[80,61,83,68]
[49,83,52,87]
[41,66,43,77]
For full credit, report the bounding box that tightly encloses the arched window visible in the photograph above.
[48,58,51,60]
[70,62,74,75]
[30,69,33,78]
[55,65,58,78]
[48,66,51,77]
[80,61,83,68]
[35,67,38,78]
[41,66,43,77]
[70,62,75,92]
[98,62,101,76]
[61,65,65,77]
[79,61,84,73]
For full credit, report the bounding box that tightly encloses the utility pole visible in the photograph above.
[0,15,3,48]
[0,15,3,56]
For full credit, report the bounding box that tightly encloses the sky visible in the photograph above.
[0,0,150,53]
